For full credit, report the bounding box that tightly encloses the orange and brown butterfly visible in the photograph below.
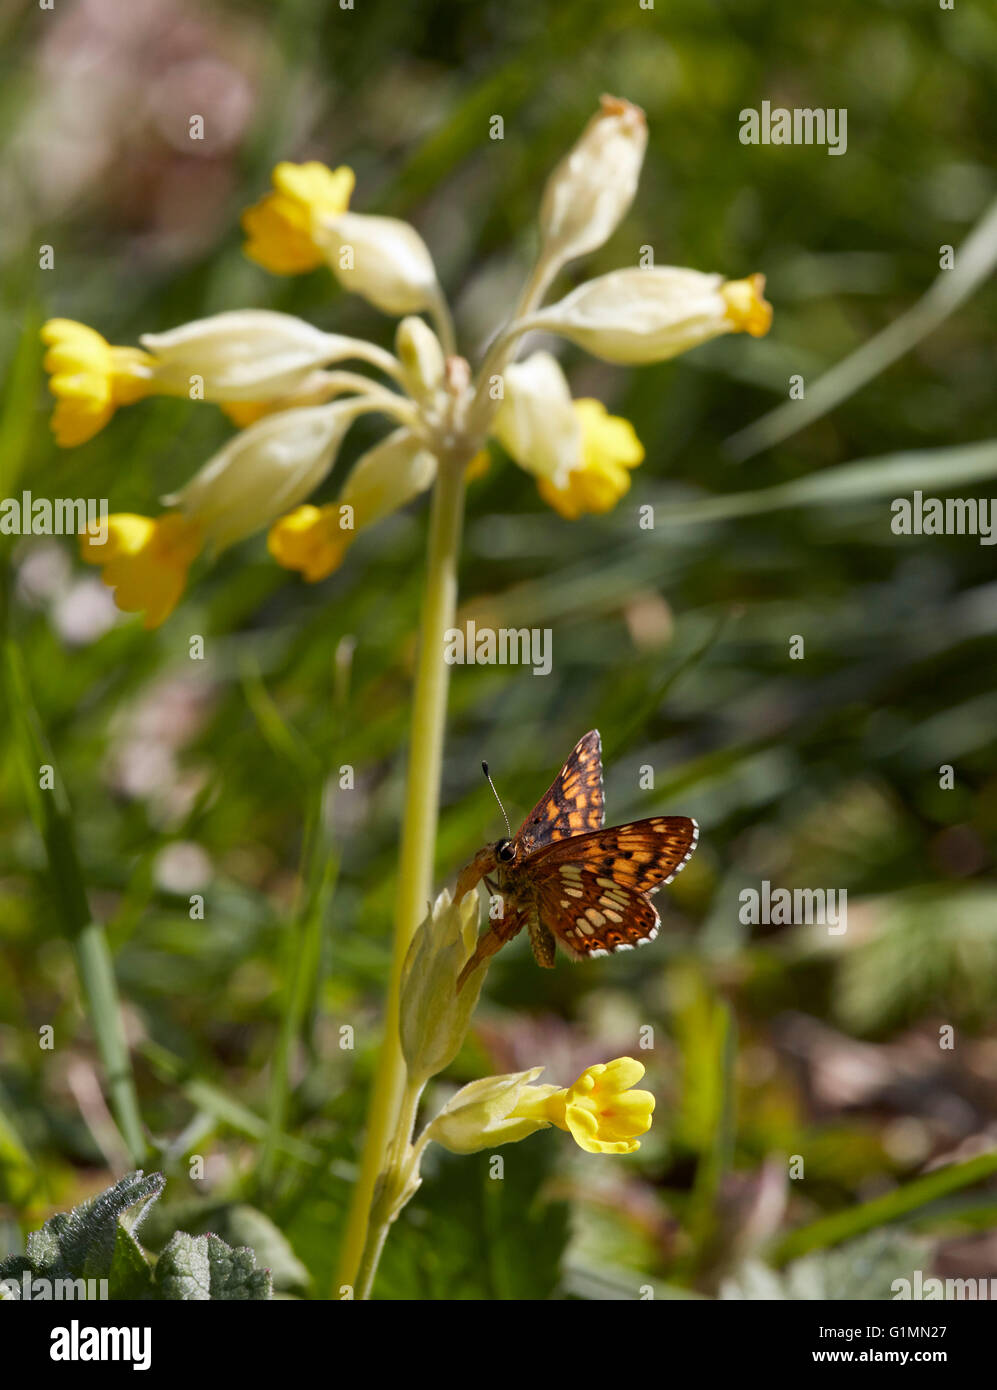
[455,730,698,990]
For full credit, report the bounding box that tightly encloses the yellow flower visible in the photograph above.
[268,428,436,582]
[537,399,644,520]
[522,267,773,364]
[513,1056,654,1154]
[80,513,202,629]
[242,161,355,275]
[721,273,773,337]
[42,319,154,447]
[267,504,351,582]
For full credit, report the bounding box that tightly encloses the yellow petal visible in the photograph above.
[576,399,645,469]
[41,319,153,445]
[721,273,772,337]
[272,161,355,215]
[242,194,327,274]
[221,400,273,428]
[537,401,643,520]
[242,162,354,276]
[267,504,350,583]
[556,1057,655,1153]
[80,512,201,629]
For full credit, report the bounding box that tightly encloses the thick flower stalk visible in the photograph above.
[40,96,772,1298]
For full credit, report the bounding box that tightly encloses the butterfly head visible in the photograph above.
[495,837,518,864]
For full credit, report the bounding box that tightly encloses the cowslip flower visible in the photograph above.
[80,513,202,630]
[518,267,772,365]
[243,160,443,318]
[242,160,356,274]
[41,320,155,446]
[45,96,771,630]
[42,310,402,446]
[512,1056,655,1154]
[493,351,646,517]
[163,399,377,551]
[424,1056,654,1156]
[79,397,383,627]
[269,428,437,583]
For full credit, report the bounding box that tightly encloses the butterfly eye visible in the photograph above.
[496,839,517,863]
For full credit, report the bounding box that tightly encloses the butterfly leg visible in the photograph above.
[527,914,557,969]
[456,905,528,992]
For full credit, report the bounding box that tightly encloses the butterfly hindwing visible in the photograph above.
[535,865,662,959]
[515,729,605,853]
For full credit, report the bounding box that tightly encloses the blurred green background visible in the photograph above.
[1,0,996,1299]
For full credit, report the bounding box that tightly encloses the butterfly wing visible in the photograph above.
[535,866,663,958]
[531,816,699,892]
[514,729,605,853]
[531,815,699,959]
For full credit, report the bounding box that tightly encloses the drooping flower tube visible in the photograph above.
[518,267,773,364]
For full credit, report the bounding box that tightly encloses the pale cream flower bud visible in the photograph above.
[539,95,647,269]
[395,316,446,405]
[164,400,366,549]
[523,267,772,364]
[400,888,484,1087]
[422,1068,559,1155]
[139,310,359,400]
[492,351,581,487]
[340,427,437,530]
[324,213,441,316]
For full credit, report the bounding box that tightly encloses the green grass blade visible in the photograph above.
[727,196,997,460]
[2,640,147,1166]
[771,1151,997,1265]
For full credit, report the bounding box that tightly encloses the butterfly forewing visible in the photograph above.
[514,729,605,853]
[532,816,699,891]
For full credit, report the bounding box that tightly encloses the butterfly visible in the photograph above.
[455,730,698,990]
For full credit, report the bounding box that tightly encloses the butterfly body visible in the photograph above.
[455,731,698,989]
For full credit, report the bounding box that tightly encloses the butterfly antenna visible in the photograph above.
[481,761,511,837]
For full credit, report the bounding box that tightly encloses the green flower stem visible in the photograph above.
[353,1076,427,1300]
[336,450,467,1298]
